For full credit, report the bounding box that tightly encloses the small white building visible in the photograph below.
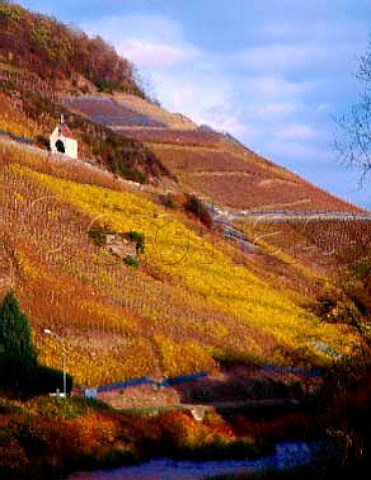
[50,115,78,159]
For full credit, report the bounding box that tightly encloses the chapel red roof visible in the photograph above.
[59,123,75,139]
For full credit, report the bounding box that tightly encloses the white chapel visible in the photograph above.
[50,115,78,159]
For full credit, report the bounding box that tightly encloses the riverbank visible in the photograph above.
[67,441,314,480]
[0,393,320,480]
[1,352,370,480]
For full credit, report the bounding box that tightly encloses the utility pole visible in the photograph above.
[44,328,67,398]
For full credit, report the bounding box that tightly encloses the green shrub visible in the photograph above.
[124,231,145,254]
[88,229,107,248]
[183,194,212,228]
[160,193,177,209]
[96,79,113,93]
[124,255,139,268]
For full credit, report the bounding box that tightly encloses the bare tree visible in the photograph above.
[335,35,371,185]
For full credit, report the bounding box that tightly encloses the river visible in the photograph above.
[68,441,313,480]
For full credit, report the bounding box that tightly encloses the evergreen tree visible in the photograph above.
[0,290,37,390]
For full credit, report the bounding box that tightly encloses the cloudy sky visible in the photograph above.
[21,0,371,208]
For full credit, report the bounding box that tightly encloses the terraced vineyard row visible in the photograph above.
[114,127,223,148]
[65,97,166,128]
[236,218,370,267]
[1,141,363,388]
[150,144,363,212]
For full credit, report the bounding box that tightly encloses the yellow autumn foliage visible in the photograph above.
[0,144,363,386]
[20,165,359,353]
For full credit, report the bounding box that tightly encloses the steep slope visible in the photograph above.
[0,1,364,213]
[64,95,363,213]
[0,1,369,390]
[0,139,364,388]
[0,1,172,184]
[0,0,142,95]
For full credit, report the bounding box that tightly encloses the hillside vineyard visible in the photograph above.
[0,0,370,389]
